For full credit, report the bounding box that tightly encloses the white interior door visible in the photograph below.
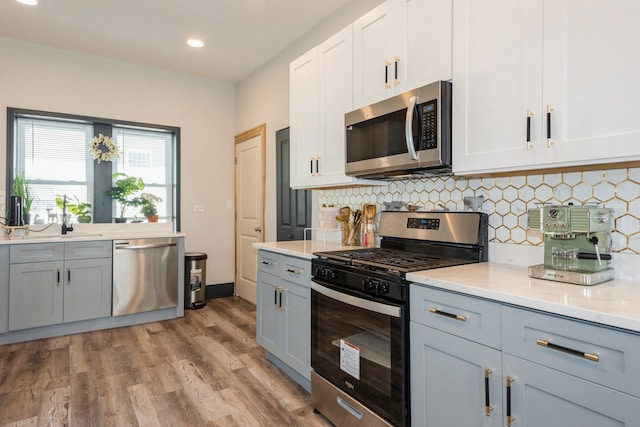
[234,124,265,304]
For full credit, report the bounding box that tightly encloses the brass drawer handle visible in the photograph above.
[285,268,301,275]
[428,307,467,322]
[536,339,599,362]
[261,260,275,266]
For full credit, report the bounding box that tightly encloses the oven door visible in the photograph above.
[311,280,407,426]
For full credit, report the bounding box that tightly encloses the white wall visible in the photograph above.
[0,37,236,285]
[235,0,384,242]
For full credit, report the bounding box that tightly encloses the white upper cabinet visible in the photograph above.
[353,0,453,109]
[453,0,640,175]
[290,25,382,189]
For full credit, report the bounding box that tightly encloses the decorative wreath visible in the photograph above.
[89,134,120,163]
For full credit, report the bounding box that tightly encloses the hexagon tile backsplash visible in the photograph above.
[318,167,640,254]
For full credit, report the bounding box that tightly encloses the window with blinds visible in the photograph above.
[15,117,94,223]
[8,108,178,226]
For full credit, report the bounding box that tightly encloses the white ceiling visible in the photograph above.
[0,0,352,83]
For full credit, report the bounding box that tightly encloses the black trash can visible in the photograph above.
[185,252,207,309]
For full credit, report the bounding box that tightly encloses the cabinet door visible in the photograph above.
[503,354,640,426]
[411,322,502,427]
[353,0,398,107]
[398,0,452,92]
[256,271,281,355]
[452,0,543,175]
[281,279,311,380]
[317,25,354,186]
[9,261,64,330]
[0,246,9,333]
[542,0,640,166]
[64,258,112,323]
[290,46,319,189]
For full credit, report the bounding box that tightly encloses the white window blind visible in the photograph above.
[15,117,94,222]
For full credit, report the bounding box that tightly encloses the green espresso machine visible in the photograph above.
[528,204,614,285]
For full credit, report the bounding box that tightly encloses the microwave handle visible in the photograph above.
[405,95,419,160]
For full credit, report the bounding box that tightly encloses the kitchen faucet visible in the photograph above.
[61,194,74,235]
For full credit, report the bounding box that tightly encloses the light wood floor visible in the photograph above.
[0,297,332,426]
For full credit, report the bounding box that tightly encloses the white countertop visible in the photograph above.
[253,240,359,259]
[407,263,640,333]
[0,222,185,244]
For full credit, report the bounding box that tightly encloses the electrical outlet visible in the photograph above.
[226,200,233,209]
[193,205,205,213]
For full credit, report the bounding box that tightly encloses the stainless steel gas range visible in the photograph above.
[310,211,489,427]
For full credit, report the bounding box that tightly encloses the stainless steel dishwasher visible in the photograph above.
[112,237,179,316]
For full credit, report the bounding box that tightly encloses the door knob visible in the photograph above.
[255,226,262,232]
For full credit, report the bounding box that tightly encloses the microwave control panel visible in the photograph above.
[419,100,438,150]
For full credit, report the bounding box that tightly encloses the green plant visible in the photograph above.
[108,173,145,218]
[12,172,35,218]
[55,195,91,217]
[137,193,162,217]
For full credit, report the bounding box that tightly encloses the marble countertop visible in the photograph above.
[253,240,359,259]
[0,223,185,244]
[407,263,640,333]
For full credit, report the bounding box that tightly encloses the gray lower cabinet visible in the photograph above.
[256,250,311,383]
[410,284,640,426]
[410,285,503,427]
[8,241,112,331]
[0,246,9,333]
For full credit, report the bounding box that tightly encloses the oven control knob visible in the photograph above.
[314,267,326,279]
[379,282,390,295]
[363,278,379,294]
[328,269,338,280]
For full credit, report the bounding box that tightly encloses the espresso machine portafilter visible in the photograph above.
[527,204,614,285]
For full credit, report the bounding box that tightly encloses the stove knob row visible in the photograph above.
[362,278,390,296]
[314,267,338,281]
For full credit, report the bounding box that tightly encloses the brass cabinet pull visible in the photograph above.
[394,56,400,85]
[285,268,301,275]
[506,376,515,426]
[261,260,274,266]
[428,307,467,321]
[536,339,599,362]
[546,105,554,147]
[384,60,391,89]
[526,109,534,149]
[484,368,494,416]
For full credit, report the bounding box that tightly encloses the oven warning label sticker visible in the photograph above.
[340,339,360,380]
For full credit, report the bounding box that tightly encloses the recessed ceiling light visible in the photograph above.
[187,39,204,48]
[16,0,38,5]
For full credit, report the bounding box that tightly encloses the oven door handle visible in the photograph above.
[311,281,401,318]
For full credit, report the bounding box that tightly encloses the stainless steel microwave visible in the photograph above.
[345,81,452,179]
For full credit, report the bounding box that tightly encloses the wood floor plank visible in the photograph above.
[0,297,331,426]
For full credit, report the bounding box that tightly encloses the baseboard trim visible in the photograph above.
[205,283,234,299]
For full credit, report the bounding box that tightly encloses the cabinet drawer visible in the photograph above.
[502,305,640,398]
[410,285,501,349]
[10,243,64,263]
[65,240,112,260]
[280,255,310,285]
[258,251,279,274]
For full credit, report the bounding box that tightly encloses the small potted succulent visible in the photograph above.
[137,193,163,222]
[108,173,145,222]
[55,195,92,223]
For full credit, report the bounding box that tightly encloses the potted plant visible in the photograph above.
[55,195,92,223]
[108,173,145,222]
[13,172,35,225]
[137,193,163,222]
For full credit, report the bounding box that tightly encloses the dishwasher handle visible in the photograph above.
[115,242,177,250]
